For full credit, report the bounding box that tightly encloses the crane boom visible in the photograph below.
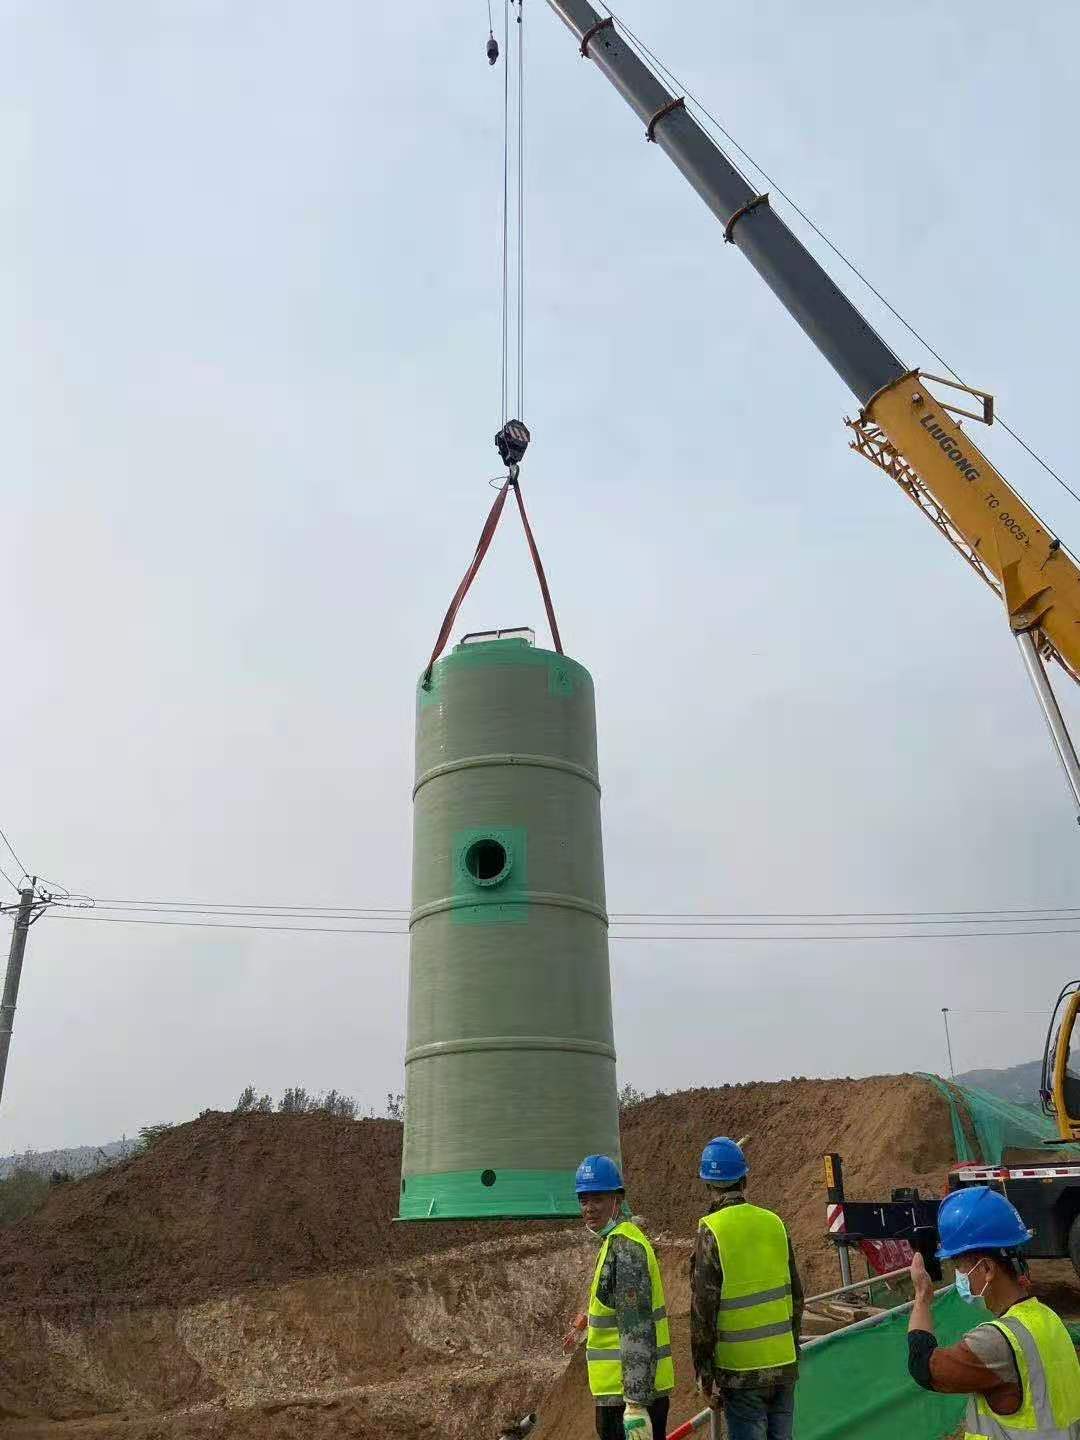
[546,0,1080,816]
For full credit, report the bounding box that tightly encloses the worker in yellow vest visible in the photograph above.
[908,1185,1080,1437]
[572,1154,675,1440]
[690,1137,803,1440]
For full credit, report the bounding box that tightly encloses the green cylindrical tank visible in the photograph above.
[399,631,620,1220]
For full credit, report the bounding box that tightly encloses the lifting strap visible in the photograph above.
[422,473,563,687]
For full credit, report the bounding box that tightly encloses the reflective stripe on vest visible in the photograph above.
[586,1221,676,1398]
[700,1203,796,1375]
[964,1299,1080,1439]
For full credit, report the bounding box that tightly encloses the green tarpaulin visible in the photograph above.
[795,1288,973,1439]
[788,1075,1080,1437]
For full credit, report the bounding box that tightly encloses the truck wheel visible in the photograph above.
[1068,1213,1080,1283]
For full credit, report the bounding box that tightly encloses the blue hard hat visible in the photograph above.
[700,1136,749,1184]
[936,1186,1033,1259]
[575,1154,624,1194]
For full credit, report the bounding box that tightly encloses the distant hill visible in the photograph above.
[955,1060,1043,1105]
[0,1139,128,1180]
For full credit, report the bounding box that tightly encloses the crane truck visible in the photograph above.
[940,986,1080,1277]
[544,0,1080,824]
[540,1,1080,1272]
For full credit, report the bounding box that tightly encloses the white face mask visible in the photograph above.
[955,1260,990,1307]
[584,1199,621,1238]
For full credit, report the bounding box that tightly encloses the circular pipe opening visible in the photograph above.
[464,837,510,887]
[481,1169,497,1188]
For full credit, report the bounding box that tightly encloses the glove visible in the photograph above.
[623,1403,653,1440]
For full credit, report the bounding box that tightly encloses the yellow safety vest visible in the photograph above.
[586,1221,675,1399]
[964,1298,1080,1439]
[700,1203,796,1375]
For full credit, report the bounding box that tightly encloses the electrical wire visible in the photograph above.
[82,906,1080,930]
[45,915,406,935]
[85,897,1080,921]
[42,912,1080,943]
[605,5,1080,515]
[609,927,1080,943]
[91,900,410,915]
[0,862,21,897]
[0,826,29,885]
[946,1008,1046,1016]
[611,907,1080,918]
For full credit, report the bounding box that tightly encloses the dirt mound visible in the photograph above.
[621,1074,954,1292]
[0,1074,976,1440]
[0,1077,952,1313]
[0,1112,537,1310]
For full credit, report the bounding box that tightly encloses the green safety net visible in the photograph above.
[795,1288,973,1439]
[918,1075,1080,1165]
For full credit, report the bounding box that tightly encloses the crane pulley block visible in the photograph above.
[495,419,531,469]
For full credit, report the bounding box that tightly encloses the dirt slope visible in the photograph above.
[0,1074,982,1440]
[0,1113,533,1310]
[622,1073,954,1292]
[0,1076,951,1314]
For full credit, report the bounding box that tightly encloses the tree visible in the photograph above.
[385,1092,405,1121]
[234,1085,273,1114]
[320,1089,358,1119]
[618,1082,647,1111]
[137,1123,174,1152]
[277,1086,312,1114]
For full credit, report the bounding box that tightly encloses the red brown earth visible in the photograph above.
[0,1075,1070,1440]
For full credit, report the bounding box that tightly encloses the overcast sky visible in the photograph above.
[3,0,1079,1152]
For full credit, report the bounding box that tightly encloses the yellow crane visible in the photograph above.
[1044,983,1080,1142]
[545,0,1080,819]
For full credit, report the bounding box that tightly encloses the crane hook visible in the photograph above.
[486,31,499,64]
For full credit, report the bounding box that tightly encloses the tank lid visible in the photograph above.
[459,627,535,648]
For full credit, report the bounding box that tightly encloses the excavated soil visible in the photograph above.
[620,1073,957,1293]
[0,1114,532,1312]
[0,1074,1069,1440]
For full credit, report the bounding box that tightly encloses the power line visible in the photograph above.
[0,827,28,885]
[605,6,1080,515]
[92,900,410,915]
[87,907,1080,930]
[610,927,1080,943]
[0,863,20,898]
[86,897,1080,920]
[946,1007,1046,1015]
[42,912,1080,943]
[47,915,408,936]
[591,915,1080,929]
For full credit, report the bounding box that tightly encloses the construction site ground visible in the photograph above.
[3,1075,1077,1440]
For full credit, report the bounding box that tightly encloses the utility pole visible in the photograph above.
[0,886,36,1111]
[941,1007,956,1079]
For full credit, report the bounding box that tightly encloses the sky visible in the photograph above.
[3,0,1079,1152]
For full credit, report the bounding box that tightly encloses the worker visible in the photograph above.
[908,1185,1080,1436]
[691,1137,803,1440]
[571,1154,675,1440]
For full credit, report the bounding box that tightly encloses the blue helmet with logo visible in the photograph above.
[575,1154,625,1194]
[936,1186,1033,1259]
[699,1136,749,1184]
